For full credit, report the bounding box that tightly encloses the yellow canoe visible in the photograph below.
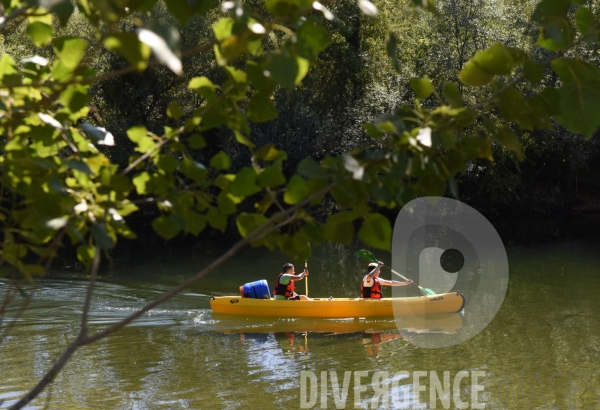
[210,292,465,318]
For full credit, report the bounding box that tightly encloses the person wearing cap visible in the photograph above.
[361,261,413,299]
[273,263,310,300]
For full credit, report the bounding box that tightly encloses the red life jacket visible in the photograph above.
[273,272,295,298]
[361,276,382,299]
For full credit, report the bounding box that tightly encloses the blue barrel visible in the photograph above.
[240,280,271,299]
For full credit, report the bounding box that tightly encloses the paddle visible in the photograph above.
[305,242,310,297]
[355,249,437,296]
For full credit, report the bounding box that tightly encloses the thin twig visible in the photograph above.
[251,210,298,243]
[79,246,100,334]
[81,182,336,345]
[9,179,340,410]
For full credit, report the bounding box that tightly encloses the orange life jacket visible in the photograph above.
[273,272,295,298]
[361,276,382,299]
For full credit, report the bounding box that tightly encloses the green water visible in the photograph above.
[1,226,599,409]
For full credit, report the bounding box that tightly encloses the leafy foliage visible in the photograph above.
[2,0,600,406]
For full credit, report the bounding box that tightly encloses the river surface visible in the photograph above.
[1,218,599,409]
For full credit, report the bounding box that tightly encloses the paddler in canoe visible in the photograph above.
[273,263,311,300]
[361,261,413,298]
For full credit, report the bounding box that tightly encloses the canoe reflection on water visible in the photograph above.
[213,313,464,356]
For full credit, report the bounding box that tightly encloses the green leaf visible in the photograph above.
[536,87,562,116]
[295,57,309,84]
[552,58,600,83]
[155,154,178,173]
[386,33,401,72]
[532,0,573,50]
[38,0,74,25]
[27,22,54,47]
[65,159,92,175]
[575,7,600,39]
[212,17,234,41]
[257,165,286,187]
[91,223,115,250]
[133,172,151,194]
[207,207,227,232]
[247,61,275,92]
[53,37,88,69]
[432,131,457,150]
[537,17,574,51]
[127,125,156,153]
[225,66,247,85]
[189,134,206,149]
[284,175,307,205]
[363,123,383,138]
[152,215,181,240]
[185,211,207,235]
[236,212,269,238]
[76,244,95,271]
[555,82,600,137]
[0,54,20,85]
[374,113,405,134]
[496,87,535,130]
[266,54,297,89]
[460,136,493,162]
[167,101,183,119]
[217,192,237,215]
[496,127,524,161]
[164,0,215,25]
[459,44,523,86]
[103,33,151,71]
[443,83,464,107]
[523,59,545,84]
[323,212,357,245]
[210,151,231,170]
[234,131,255,148]
[248,91,278,122]
[552,58,600,136]
[533,0,571,22]
[409,78,434,99]
[230,167,261,196]
[296,18,330,60]
[298,158,327,178]
[180,159,207,182]
[59,84,91,113]
[189,76,216,99]
[117,203,139,217]
[254,145,281,161]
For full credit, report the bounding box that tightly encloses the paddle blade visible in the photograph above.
[420,287,437,296]
[356,249,379,263]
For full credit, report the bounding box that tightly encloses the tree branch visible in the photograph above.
[79,246,100,334]
[9,178,340,410]
[80,181,336,345]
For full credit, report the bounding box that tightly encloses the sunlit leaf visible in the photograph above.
[27,22,54,47]
[137,27,182,75]
[210,151,231,170]
[53,37,87,69]
[409,78,434,99]
[104,33,151,71]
